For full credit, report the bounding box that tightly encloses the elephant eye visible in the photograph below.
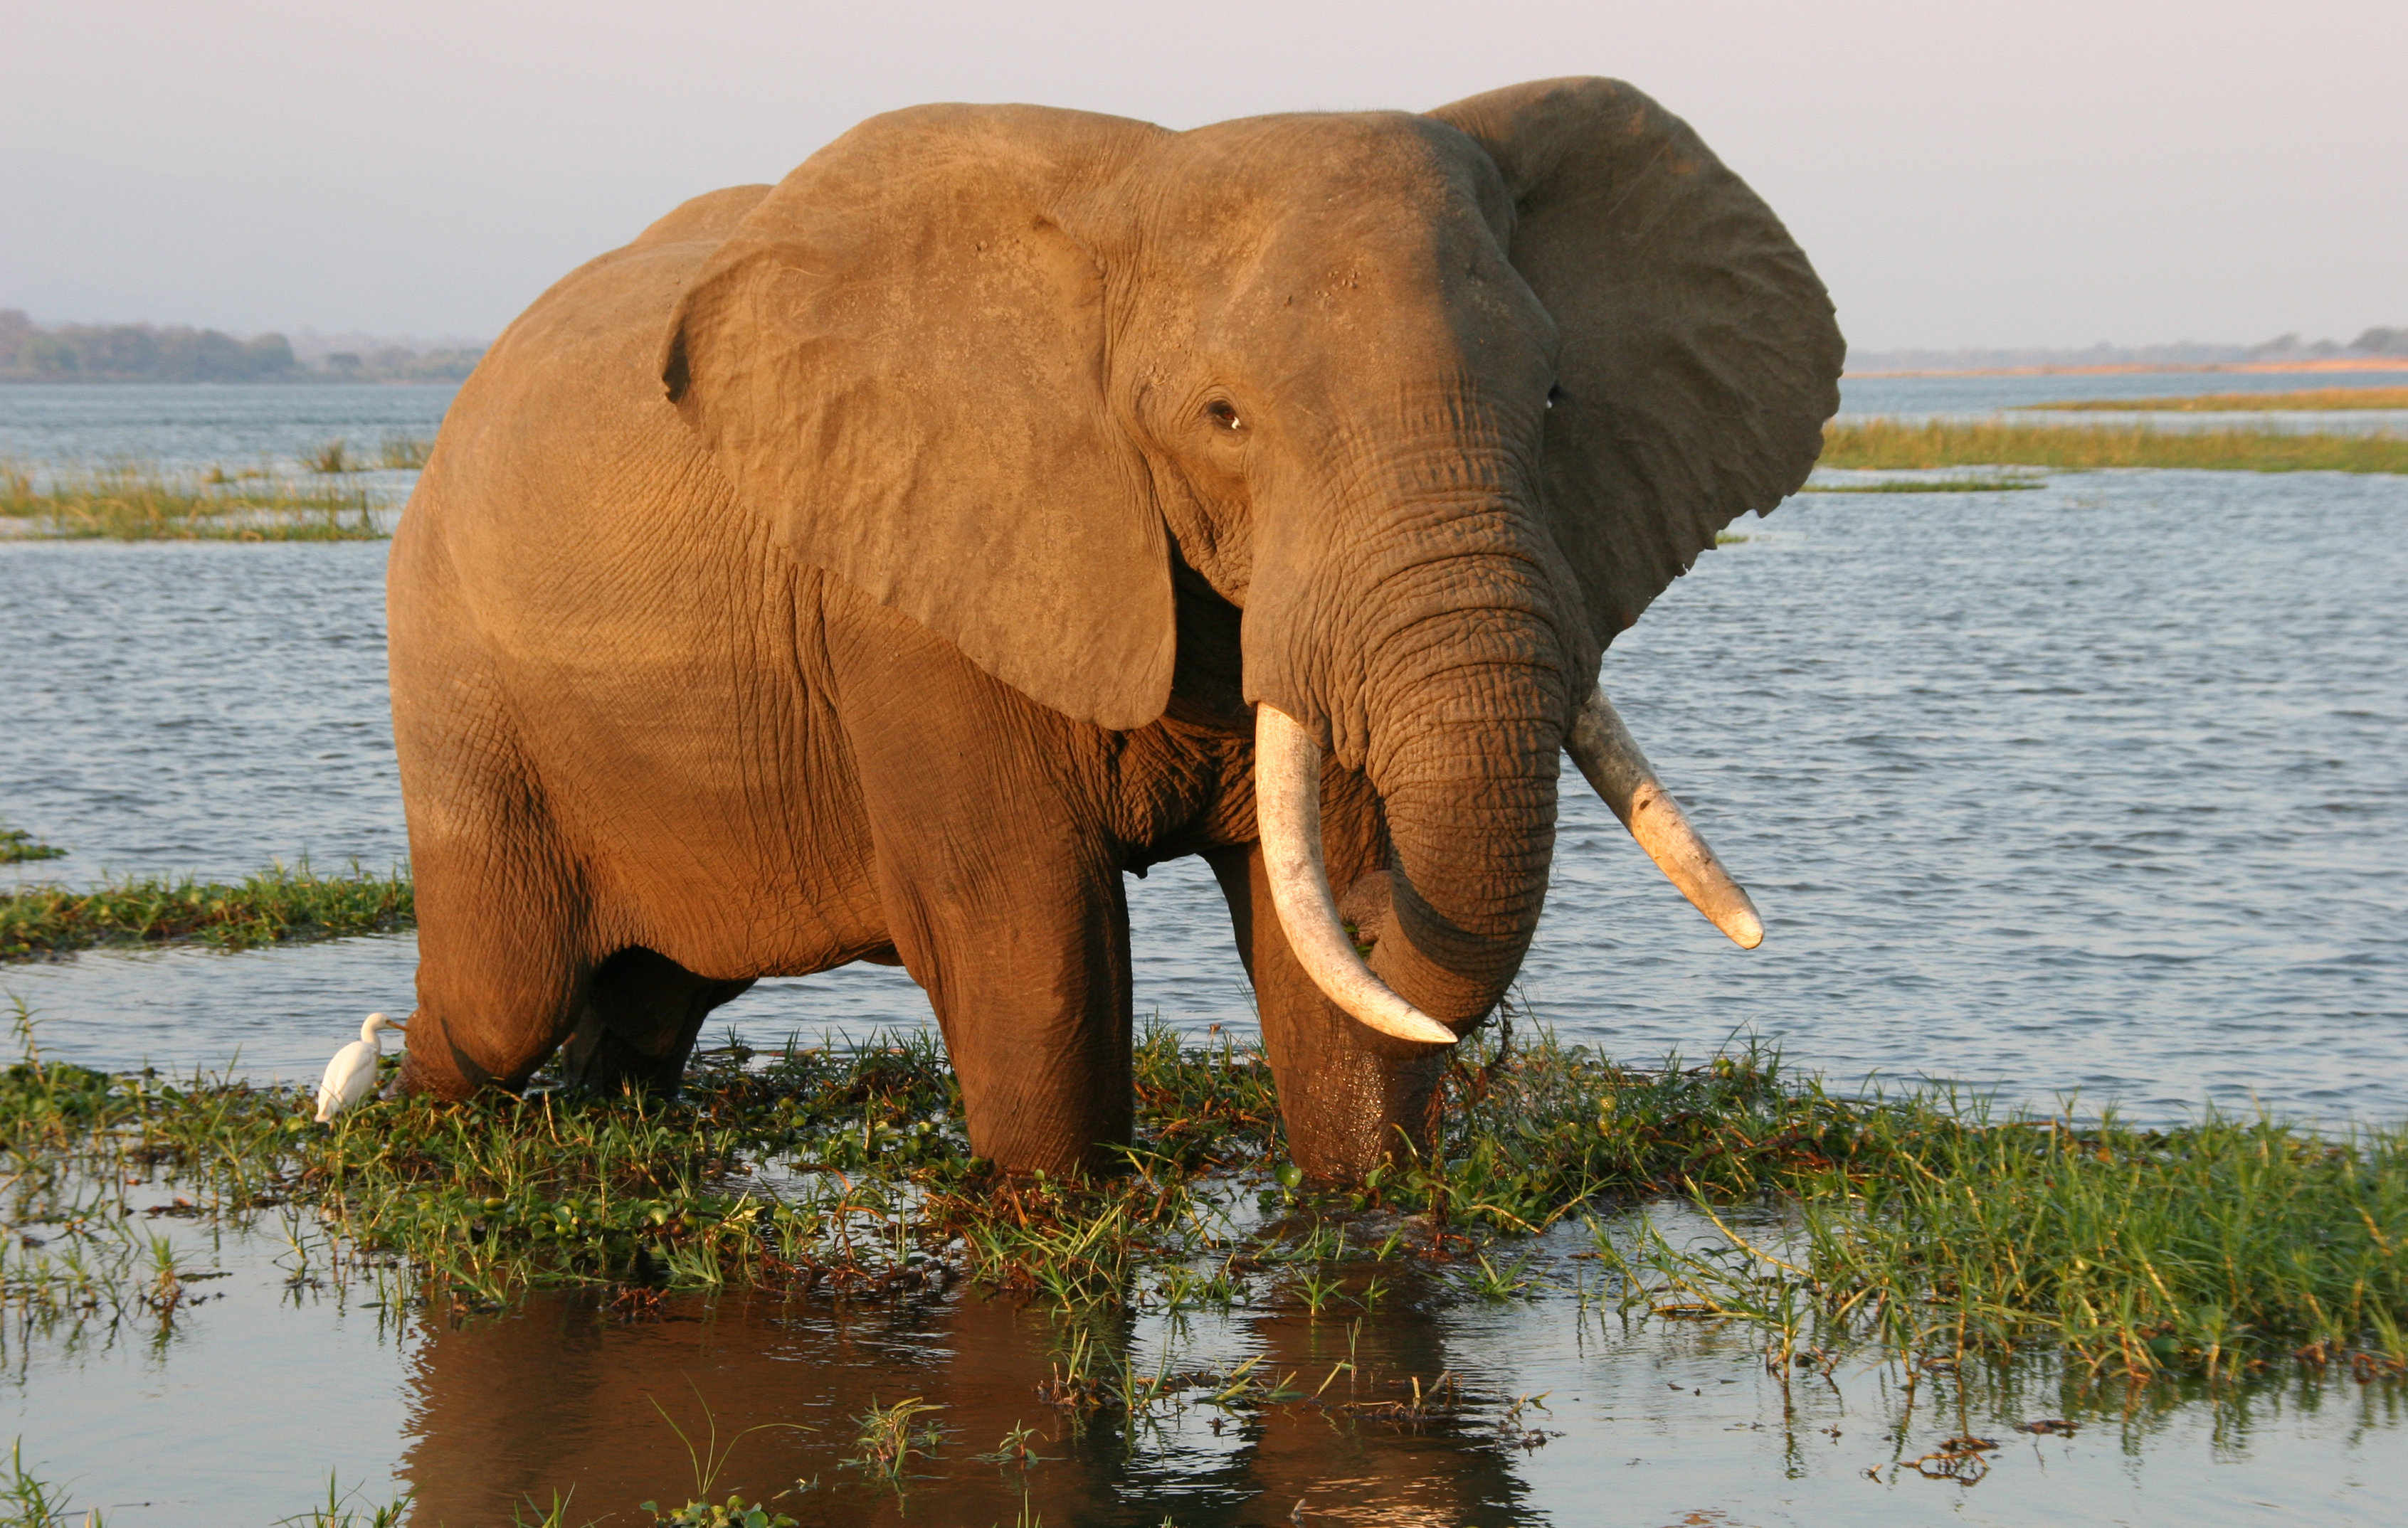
[1205,399,1243,432]
[1546,383,1568,410]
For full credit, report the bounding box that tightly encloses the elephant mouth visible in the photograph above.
[1251,684,1761,1046]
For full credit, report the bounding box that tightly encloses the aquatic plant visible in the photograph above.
[645,1498,793,1528]
[0,1438,88,1528]
[840,1395,946,1495]
[302,438,361,474]
[0,861,413,961]
[1610,1093,2408,1382]
[2022,386,2408,412]
[1819,419,2408,474]
[1,1008,2398,1388]
[0,1448,428,1528]
[0,460,382,541]
[512,1492,598,1527]
[270,1474,414,1527]
[0,818,64,865]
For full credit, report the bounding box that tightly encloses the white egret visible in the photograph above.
[315,1012,405,1123]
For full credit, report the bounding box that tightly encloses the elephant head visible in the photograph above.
[660,78,1840,1171]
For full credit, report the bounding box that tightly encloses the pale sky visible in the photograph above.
[4,0,2400,352]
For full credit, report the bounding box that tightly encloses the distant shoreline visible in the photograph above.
[1849,358,2408,379]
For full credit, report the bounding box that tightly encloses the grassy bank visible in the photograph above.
[3,1017,2399,1384]
[0,462,383,540]
[1819,418,2408,473]
[0,862,412,960]
[2023,386,2408,412]
[1800,474,2042,493]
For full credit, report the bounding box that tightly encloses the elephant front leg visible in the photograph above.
[872,839,1135,1175]
[833,602,1141,1175]
[1207,766,1449,1182]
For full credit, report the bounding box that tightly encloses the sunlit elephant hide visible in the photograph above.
[386,77,1843,1178]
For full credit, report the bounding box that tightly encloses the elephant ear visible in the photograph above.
[1428,78,1843,644]
[663,105,1175,730]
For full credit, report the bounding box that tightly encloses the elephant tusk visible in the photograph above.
[1254,705,1459,1046]
[1565,684,1765,949]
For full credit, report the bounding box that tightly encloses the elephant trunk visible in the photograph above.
[1250,489,1572,1039]
[1361,642,1563,1029]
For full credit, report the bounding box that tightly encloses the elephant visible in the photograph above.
[385,75,1842,1179]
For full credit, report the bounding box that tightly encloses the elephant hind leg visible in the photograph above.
[392,642,601,1099]
[395,832,589,1100]
[559,945,754,1096]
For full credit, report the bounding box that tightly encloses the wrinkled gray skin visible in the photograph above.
[386,77,1842,1179]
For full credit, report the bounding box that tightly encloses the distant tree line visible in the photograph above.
[1849,327,2408,374]
[309,344,487,382]
[0,310,482,383]
[2251,327,2408,359]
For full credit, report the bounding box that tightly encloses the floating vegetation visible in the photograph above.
[376,433,435,470]
[1820,419,2408,474]
[1800,474,2044,494]
[0,817,63,865]
[0,861,413,960]
[0,460,383,541]
[2,1007,2399,1389]
[2022,386,2408,413]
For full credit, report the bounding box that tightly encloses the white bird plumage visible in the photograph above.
[315,1012,404,1123]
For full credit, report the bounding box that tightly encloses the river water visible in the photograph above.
[1,376,2404,1524]
[5,377,2404,1121]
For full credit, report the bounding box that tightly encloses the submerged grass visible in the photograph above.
[301,438,361,474]
[2022,386,2408,412]
[1819,418,2408,474]
[1,1010,2398,1386]
[0,861,413,960]
[0,461,382,541]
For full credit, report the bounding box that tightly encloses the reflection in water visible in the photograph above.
[398,1277,1537,1527]
[4,1179,2405,1524]
[376,1214,2408,1528]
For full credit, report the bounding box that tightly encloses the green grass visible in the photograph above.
[1820,418,2408,473]
[0,462,383,541]
[1800,474,2044,494]
[1,1008,2398,1385]
[0,818,63,865]
[0,861,413,960]
[2022,386,2408,412]
[1600,1091,2408,1382]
